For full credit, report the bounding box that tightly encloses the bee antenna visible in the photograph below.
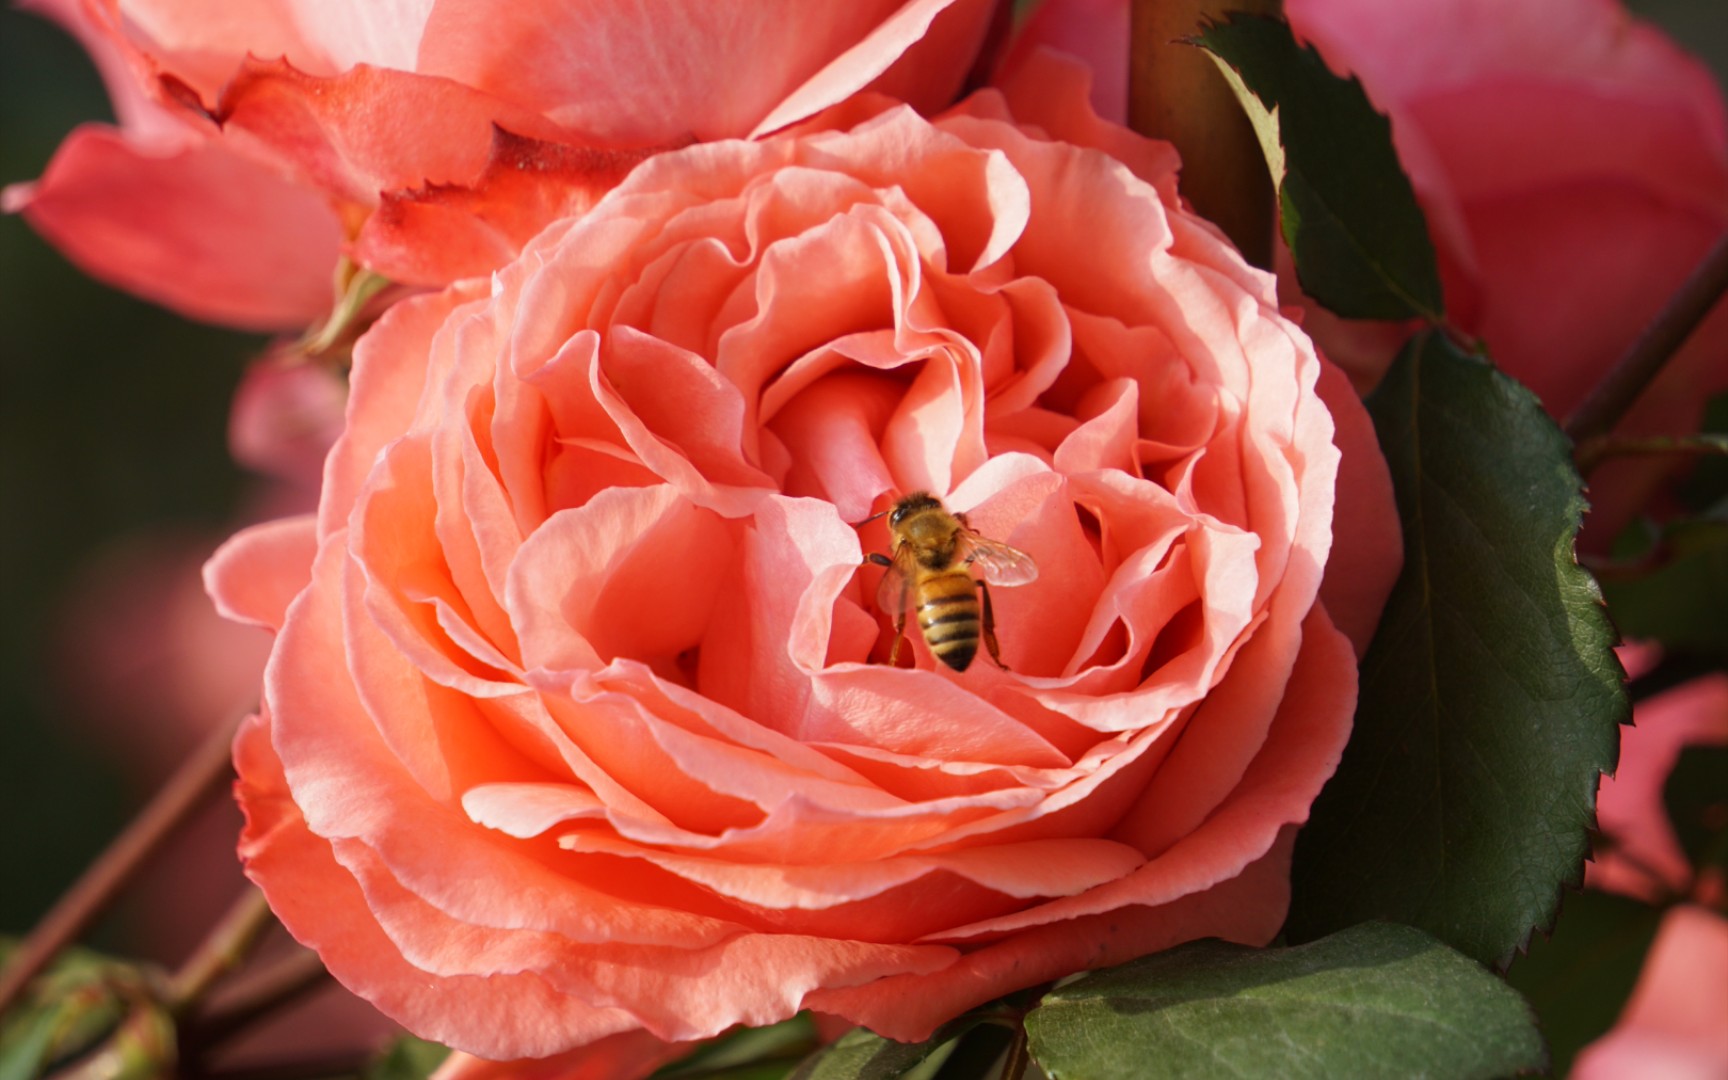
[858,491,904,526]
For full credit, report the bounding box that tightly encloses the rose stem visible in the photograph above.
[167,888,279,1016]
[1129,0,1281,268]
[0,709,246,1016]
[1566,230,1728,459]
[180,948,332,1054]
[1575,434,1728,468]
[998,1021,1032,1080]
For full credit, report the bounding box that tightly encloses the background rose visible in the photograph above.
[1589,647,1728,903]
[1572,904,1728,1080]
[208,68,1400,1059]
[42,507,401,1069]
[1006,0,1728,544]
[5,0,1000,329]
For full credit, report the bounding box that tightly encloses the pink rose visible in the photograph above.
[6,0,1000,329]
[1006,0,1728,543]
[208,67,1400,1059]
[1573,904,1728,1080]
[1589,655,1728,904]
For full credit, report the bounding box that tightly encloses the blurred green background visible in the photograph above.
[0,0,1723,996]
[1,8,263,943]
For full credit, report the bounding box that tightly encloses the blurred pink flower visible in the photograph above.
[229,356,350,494]
[1590,652,1728,903]
[1572,904,1728,1080]
[49,516,398,1066]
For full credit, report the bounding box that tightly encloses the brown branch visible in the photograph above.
[1129,0,1282,267]
[183,948,333,1052]
[1566,230,1728,450]
[168,888,279,1016]
[1574,432,1728,477]
[0,710,248,1016]
[998,1020,1032,1080]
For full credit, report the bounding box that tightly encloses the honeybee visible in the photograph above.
[864,492,1038,671]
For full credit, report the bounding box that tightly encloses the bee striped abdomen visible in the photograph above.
[917,572,981,671]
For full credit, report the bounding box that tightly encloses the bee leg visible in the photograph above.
[864,552,908,667]
[978,579,1010,671]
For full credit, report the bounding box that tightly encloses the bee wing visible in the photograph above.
[875,543,918,614]
[960,533,1038,587]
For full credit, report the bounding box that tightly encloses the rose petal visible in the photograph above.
[430,1031,696,1080]
[204,515,319,631]
[1589,673,1728,902]
[1313,355,1401,657]
[1573,905,1728,1080]
[806,826,1298,1040]
[7,125,340,330]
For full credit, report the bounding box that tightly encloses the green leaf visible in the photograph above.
[1666,744,1728,876]
[1023,923,1543,1080]
[787,1011,995,1080]
[0,942,172,1080]
[1195,14,1444,322]
[1287,331,1627,968]
[365,1035,451,1080]
[656,1015,819,1079]
[1504,889,1662,1076]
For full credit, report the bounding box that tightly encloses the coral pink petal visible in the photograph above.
[8,125,340,330]
[353,128,654,286]
[216,59,574,211]
[119,0,332,99]
[986,47,1180,198]
[204,515,319,632]
[505,485,734,672]
[806,827,1297,1041]
[940,608,1356,941]
[234,712,648,1059]
[321,285,484,537]
[414,1,986,145]
[430,1031,697,1080]
[767,0,997,136]
[280,0,438,74]
[1314,356,1401,657]
[996,0,1129,124]
[267,542,960,1039]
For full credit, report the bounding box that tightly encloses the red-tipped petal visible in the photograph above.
[353,128,659,286]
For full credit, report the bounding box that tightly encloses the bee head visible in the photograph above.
[890,492,941,528]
